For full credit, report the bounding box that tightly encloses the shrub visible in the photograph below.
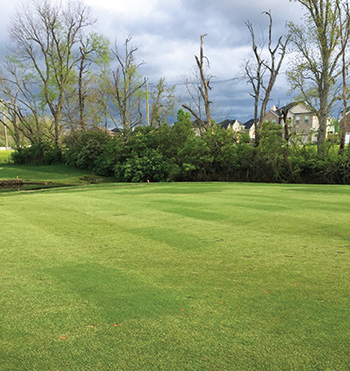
[63,129,112,171]
[12,142,62,165]
[114,149,169,182]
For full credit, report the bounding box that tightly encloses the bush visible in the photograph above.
[63,129,112,171]
[12,142,62,165]
[114,149,169,182]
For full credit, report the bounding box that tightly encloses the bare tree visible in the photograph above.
[245,12,289,145]
[245,21,265,145]
[111,37,146,136]
[259,12,290,122]
[183,34,212,132]
[8,0,95,148]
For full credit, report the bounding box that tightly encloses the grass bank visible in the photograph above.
[0,163,109,189]
[0,182,349,369]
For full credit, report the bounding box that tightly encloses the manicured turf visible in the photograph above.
[0,182,349,370]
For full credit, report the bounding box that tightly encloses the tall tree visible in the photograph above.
[259,12,290,123]
[63,32,111,130]
[288,0,347,153]
[245,12,289,146]
[336,0,350,153]
[183,34,213,132]
[245,21,265,146]
[110,37,146,136]
[8,0,95,148]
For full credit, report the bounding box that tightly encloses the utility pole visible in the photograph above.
[145,78,150,127]
[5,125,8,150]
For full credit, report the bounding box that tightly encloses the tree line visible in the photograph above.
[1,0,350,182]
[10,109,350,184]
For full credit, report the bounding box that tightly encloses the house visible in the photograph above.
[261,105,284,125]
[339,109,350,145]
[219,119,256,140]
[262,103,321,142]
[243,119,255,140]
[220,119,244,131]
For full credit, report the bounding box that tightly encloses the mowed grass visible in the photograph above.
[0,182,349,370]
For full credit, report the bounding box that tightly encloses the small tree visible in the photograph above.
[149,78,175,127]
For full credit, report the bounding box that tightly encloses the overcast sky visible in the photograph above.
[0,0,306,123]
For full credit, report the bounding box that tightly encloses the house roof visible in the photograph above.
[219,119,242,129]
[111,127,121,133]
[281,102,314,115]
[243,119,255,130]
[280,102,297,113]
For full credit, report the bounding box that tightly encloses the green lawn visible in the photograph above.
[0,182,349,370]
[0,151,13,164]
[0,163,105,188]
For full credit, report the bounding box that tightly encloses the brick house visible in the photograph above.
[262,103,321,142]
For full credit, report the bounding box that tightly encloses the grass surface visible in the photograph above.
[0,151,13,164]
[0,182,349,370]
[0,164,99,187]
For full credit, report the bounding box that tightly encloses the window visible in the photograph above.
[305,116,309,124]
[295,116,300,125]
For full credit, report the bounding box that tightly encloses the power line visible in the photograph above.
[148,76,240,88]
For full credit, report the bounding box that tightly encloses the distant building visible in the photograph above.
[243,119,255,140]
[220,119,244,131]
[340,109,350,145]
[262,103,322,143]
[219,119,255,140]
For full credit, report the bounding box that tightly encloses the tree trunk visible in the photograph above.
[317,86,330,154]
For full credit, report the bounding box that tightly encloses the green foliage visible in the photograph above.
[11,142,62,165]
[255,121,288,182]
[63,129,112,172]
[11,112,350,184]
[114,149,168,182]
[150,78,176,127]
[177,136,213,180]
